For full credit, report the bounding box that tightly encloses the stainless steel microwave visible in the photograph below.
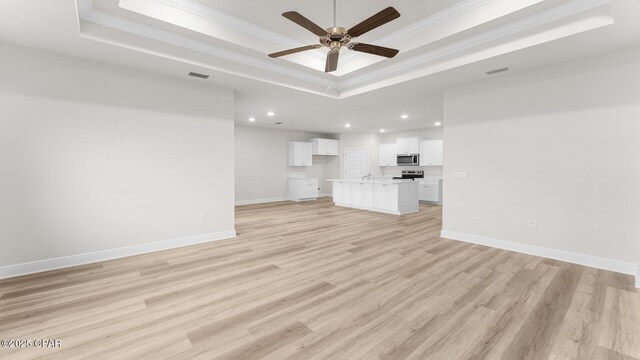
[397,154,419,166]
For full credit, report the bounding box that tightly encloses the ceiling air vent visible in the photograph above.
[188,72,210,79]
[485,66,510,76]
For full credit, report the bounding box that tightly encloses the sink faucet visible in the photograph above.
[362,172,372,181]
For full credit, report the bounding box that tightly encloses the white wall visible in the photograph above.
[442,47,640,272]
[235,126,339,202]
[380,128,444,178]
[0,44,236,269]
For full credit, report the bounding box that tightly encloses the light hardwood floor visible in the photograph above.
[1,198,639,360]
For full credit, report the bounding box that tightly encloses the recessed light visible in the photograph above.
[380,129,386,133]
[434,122,442,126]
[249,117,256,122]
[267,112,275,117]
[401,114,409,119]
[345,124,351,128]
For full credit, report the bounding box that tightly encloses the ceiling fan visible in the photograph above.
[268,0,401,73]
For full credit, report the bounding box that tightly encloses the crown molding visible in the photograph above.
[341,0,613,89]
[79,1,340,90]
[76,0,613,99]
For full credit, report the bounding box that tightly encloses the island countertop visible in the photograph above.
[326,178,417,185]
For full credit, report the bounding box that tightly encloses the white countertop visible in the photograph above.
[327,178,418,185]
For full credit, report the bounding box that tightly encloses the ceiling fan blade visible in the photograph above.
[325,50,340,73]
[349,43,399,58]
[348,7,400,38]
[282,11,327,37]
[269,45,322,58]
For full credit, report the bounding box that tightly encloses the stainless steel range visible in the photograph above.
[392,170,424,181]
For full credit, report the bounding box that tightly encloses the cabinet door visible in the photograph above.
[397,139,409,154]
[420,140,443,166]
[312,139,324,155]
[424,182,439,202]
[386,184,399,211]
[333,182,343,203]
[407,138,420,154]
[290,142,312,166]
[363,184,374,207]
[418,184,427,201]
[334,182,351,204]
[302,143,313,166]
[295,143,304,166]
[373,184,387,209]
[350,183,364,206]
[378,145,387,166]
[326,140,339,155]
[301,179,317,199]
[388,145,397,165]
[321,140,328,155]
[379,144,397,166]
[298,181,308,199]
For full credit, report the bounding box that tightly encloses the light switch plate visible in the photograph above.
[452,172,468,180]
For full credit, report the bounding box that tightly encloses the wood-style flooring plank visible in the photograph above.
[0,198,638,360]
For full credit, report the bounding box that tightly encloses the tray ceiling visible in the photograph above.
[76,0,615,99]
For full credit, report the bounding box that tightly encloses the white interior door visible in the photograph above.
[344,149,369,180]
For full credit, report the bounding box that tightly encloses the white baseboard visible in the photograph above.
[440,230,638,277]
[0,230,237,280]
[335,203,418,216]
[637,267,640,289]
[235,197,291,206]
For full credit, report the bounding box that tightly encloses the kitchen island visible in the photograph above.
[327,179,419,215]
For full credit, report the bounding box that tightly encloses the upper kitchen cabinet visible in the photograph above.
[288,141,313,166]
[420,140,444,166]
[397,137,421,154]
[310,138,339,156]
[379,143,398,166]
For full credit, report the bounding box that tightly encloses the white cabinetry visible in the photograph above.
[397,137,420,154]
[349,182,375,207]
[420,140,444,166]
[311,138,339,156]
[330,180,418,215]
[288,141,312,166]
[418,179,443,204]
[379,143,398,166]
[332,181,351,204]
[289,178,318,201]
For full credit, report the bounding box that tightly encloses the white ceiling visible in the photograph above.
[1,0,640,133]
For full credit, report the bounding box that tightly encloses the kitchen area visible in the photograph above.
[287,134,443,215]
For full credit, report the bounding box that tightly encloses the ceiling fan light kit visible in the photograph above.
[268,1,401,73]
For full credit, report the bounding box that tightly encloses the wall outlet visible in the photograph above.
[528,220,537,229]
[200,212,208,221]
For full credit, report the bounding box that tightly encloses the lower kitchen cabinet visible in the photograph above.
[350,182,375,207]
[329,180,418,215]
[418,179,443,204]
[289,178,318,201]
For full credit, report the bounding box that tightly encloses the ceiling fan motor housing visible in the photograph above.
[269,7,400,72]
[321,27,350,47]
